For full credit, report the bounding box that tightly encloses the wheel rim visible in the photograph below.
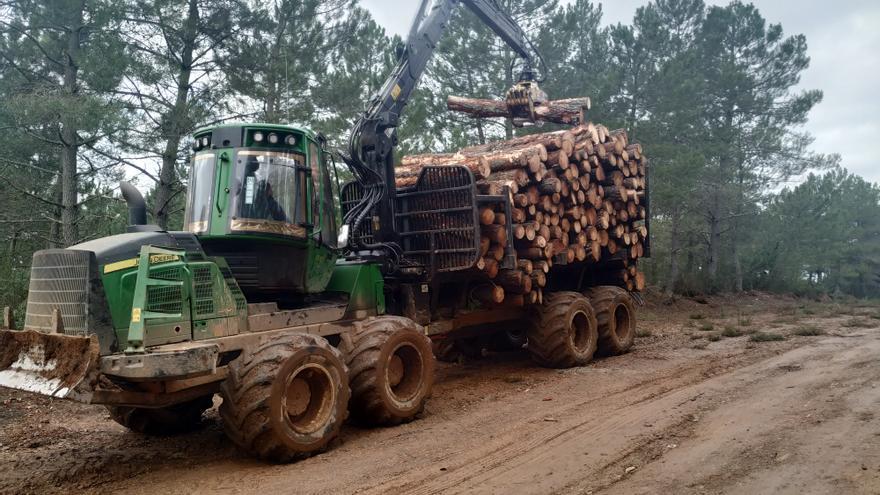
[613,304,632,339]
[386,342,424,403]
[570,310,591,352]
[283,363,336,434]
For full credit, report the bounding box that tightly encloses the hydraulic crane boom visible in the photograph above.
[342,0,548,265]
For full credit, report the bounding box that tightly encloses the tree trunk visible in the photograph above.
[60,0,85,246]
[154,0,199,230]
[706,189,721,292]
[49,180,62,248]
[264,8,291,123]
[665,207,680,297]
[732,216,743,293]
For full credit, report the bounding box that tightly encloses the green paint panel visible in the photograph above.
[100,249,250,351]
[208,149,234,236]
[326,262,385,315]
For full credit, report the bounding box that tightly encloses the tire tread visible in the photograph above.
[219,333,348,463]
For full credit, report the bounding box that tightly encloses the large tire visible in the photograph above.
[526,291,598,368]
[107,395,213,436]
[432,339,460,363]
[490,324,528,351]
[219,333,349,462]
[341,316,435,426]
[588,286,636,355]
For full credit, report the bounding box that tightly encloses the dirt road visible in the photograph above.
[1,295,879,494]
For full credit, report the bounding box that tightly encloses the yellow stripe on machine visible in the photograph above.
[103,258,138,274]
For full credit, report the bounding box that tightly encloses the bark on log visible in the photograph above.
[481,257,499,278]
[487,243,505,262]
[447,95,592,125]
[481,224,508,245]
[472,284,505,305]
[395,155,490,187]
[390,114,649,303]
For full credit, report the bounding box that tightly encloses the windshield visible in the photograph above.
[184,152,215,233]
[230,150,309,238]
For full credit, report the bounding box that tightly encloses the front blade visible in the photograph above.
[0,329,99,402]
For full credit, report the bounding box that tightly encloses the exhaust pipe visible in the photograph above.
[120,181,147,226]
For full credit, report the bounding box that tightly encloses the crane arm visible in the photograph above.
[341,0,547,264]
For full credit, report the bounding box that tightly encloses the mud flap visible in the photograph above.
[0,330,100,402]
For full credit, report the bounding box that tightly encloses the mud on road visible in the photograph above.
[2,293,879,495]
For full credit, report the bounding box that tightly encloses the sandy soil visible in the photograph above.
[1,293,879,495]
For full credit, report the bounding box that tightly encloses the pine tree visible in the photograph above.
[222,0,353,125]
[113,0,244,229]
[312,6,395,146]
[697,1,823,291]
[0,0,131,245]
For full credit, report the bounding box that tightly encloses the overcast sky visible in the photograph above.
[361,0,880,184]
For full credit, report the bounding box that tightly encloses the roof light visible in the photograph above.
[253,131,264,143]
[268,133,279,144]
[285,135,297,146]
[201,137,209,147]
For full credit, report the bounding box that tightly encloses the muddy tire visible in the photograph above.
[432,339,460,362]
[341,316,435,426]
[107,395,213,436]
[587,286,636,355]
[219,333,349,462]
[526,291,598,368]
[490,324,528,351]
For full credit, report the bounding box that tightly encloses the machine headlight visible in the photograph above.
[268,133,279,144]
[253,131,264,143]
[285,135,296,146]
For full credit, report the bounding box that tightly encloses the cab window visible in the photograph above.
[229,150,309,238]
[320,149,338,248]
[309,142,321,230]
[308,141,338,248]
[184,152,215,233]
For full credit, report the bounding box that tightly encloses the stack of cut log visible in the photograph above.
[395,122,648,306]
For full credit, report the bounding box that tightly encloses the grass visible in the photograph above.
[840,306,865,316]
[780,304,800,316]
[636,328,653,338]
[738,316,753,327]
[721,326,742,338]
[793,325,825,336]
[771,315,801,325]
[707,334,721,342]
[689,313,706,320]
[698,322,715,331]
[690,334,704,340]
[692,342,708,350]
[750,332,785,342]
[843,317,875,328]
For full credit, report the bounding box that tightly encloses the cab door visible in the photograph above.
[304,140,339,291]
